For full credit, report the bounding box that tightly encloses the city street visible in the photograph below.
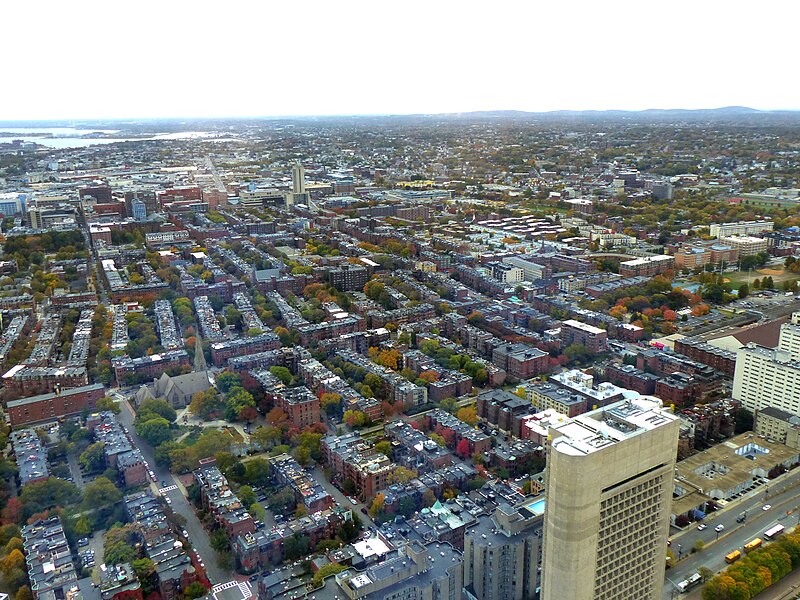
[117,398,230,584]
[664,470,800,598]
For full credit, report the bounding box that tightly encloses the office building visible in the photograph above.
[541,397,679,600]
[618,255,674,277]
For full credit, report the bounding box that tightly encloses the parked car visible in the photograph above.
[715,524,724,533]
[77,537,89,547]
[697,524,707,531]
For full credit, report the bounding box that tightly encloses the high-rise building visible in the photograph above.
[732,314,800,414]
[541,397,679,600]
[463,503,543,600]
[292,162,306,194]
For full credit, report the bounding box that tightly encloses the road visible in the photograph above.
[205,155,227,194]
[664,469,800,598]
[118,398,230,584]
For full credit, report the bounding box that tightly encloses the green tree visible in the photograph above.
[215,372,242,394]
[374,441,392,458]
[136,417,172,446]
[183,582,208,600]
[438,397,458,414]
[20,478,81,516]
[238,486,256,508]
[737,283,749,299]
[138,398,177,423]
[269,366,292,386]
[82,477,122,511]
[95,396,121,414]
[79,442,106,473]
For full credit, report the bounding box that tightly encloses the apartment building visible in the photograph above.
[491,342,549,379]
[87,411,149,486]
[270,454,333,513]
[6,383,104,428]
[733,317,800,414]
[618,254,675,277]
[476,389,532,435]
[209,333,281,367]
[321,433,394,502]
[384,421,452,472]
[718,235,769,256]
[112,350,191,386]
[560,319,608,353]
[10,429,49,486]
[194,459,256,538]
[428,408,492,455]
[709,220,773,238]
[22,517,78,600]
[541,397,679,600]
[463,503,543,600]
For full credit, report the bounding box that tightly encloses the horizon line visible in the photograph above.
[3,105,800,124]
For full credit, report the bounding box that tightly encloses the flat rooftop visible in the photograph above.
[551,396,677,456]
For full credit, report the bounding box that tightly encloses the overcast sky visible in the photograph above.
[3,0,798,120]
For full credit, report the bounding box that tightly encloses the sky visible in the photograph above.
[3,0,799,120]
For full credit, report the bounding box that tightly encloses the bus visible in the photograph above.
[765,524,785,540]
[744,538,763,552]
[725,550,742,563]
[676,572,702,593]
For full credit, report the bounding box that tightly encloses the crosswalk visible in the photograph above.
[210,581,252,599]
[159,485,178,493]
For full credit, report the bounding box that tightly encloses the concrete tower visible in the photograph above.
[541,396,679,600]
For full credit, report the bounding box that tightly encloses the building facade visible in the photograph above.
[541,397,679,600]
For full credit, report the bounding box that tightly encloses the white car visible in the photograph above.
[715,524,724,533]
[763,504,772,511]
[697,524,707,531]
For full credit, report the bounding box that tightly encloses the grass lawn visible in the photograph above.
[724,267,799,286]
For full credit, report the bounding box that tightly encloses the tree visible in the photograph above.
[374,441,392,458]
[699,566,713,583]
[79,442,106,473]
[738,283,749,299]
[74,517,92,537]
[456,406,478,426]
[215,372,242,394]
[238,486,256,509]
[693,539,705,553]
[14,587,32,600]
[104,525,138,565]
[269,366,292,386]
[1,498,23,525]
[249,503,266,521]
[20,478,81,516]
[189,389,224,420]
[82,477,123,511]
[95,396,120,414]
[438,397,458,414]
[0,549,24,575]
[456,439,471,459]
[136,417,172,446]
[369,493,385,519]
[210,529,230,553]
[735,408,754,434]
[311,563,347,588]
[139,398,177,423]
[387,467,417,485]
[183,582,208,600]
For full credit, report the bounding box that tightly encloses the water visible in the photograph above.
[0,127,225,149]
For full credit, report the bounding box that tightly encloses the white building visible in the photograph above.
[733,315,800,414]
[718,235,769,257]
[709,220,774,238]
[541,397,679,600]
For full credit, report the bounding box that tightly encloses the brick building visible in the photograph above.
[6,383,104,428]
[560,319,608,353]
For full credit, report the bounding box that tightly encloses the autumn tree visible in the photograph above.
[456,406,478,426]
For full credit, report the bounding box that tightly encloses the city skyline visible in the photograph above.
[3,0,799,120]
